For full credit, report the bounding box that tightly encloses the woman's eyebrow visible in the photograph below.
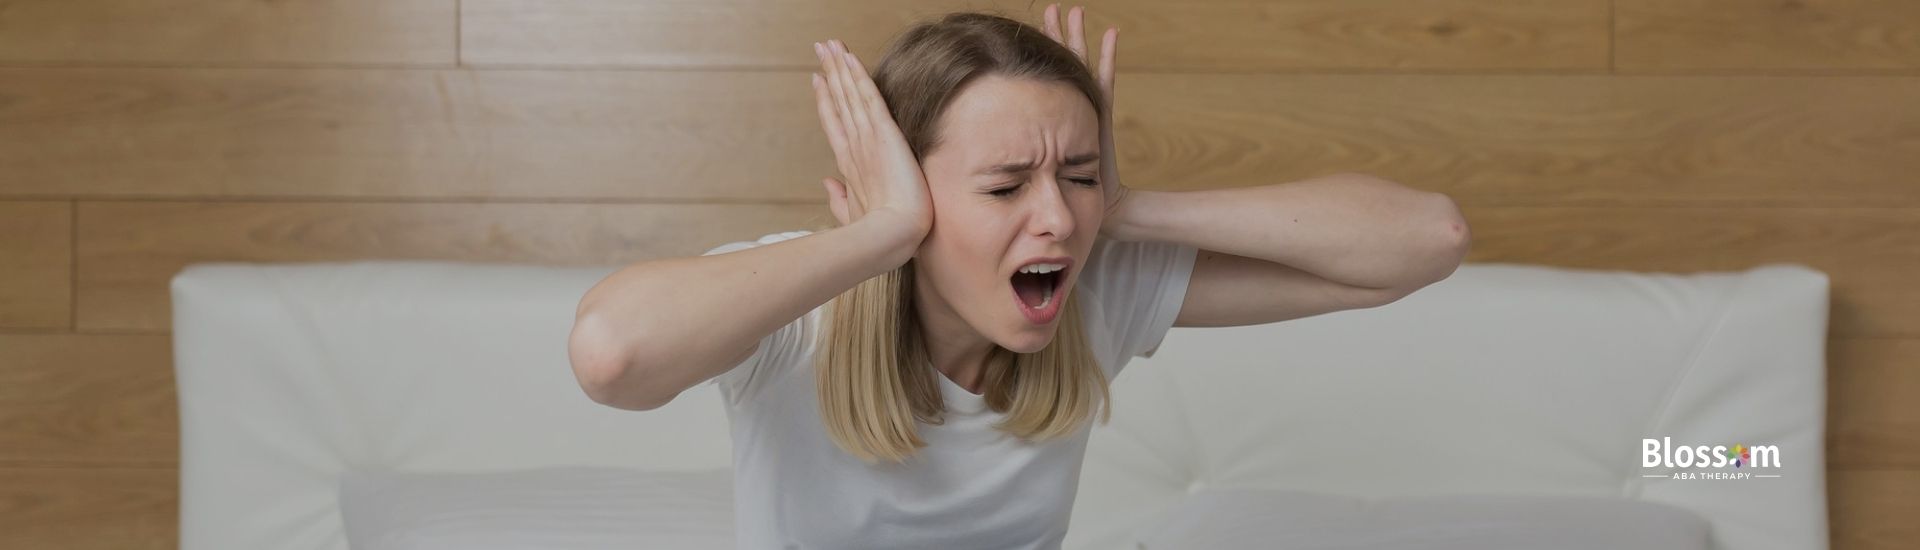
[976,152,1101,176]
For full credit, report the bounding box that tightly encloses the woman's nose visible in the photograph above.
[1026,177,1077,240]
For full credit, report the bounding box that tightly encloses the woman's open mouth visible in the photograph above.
[1010,261,1070,325]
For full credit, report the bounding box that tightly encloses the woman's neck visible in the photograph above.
[912,286,996,393]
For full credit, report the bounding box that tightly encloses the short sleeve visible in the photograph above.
[1079,236,1200,361]
[699,230,820,406]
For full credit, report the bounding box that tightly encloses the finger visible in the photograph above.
[822,40,855,131]
[816,41,852,137]
[829,41,870,145]
[810,70,854,176]
[1042,3,1062,42]
[842,48,892,133]
[823,177,851,226]
[825,41,871,209]
[815,43,859,174]
[1099,27,1118,101]
[1066,6,1087,61]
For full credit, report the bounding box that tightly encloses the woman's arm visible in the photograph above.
[1106,173,1470,327]
[568,212,921,410]
[1030,5,1466,323]
[572,37,937,411]
[1108,173,1469,291]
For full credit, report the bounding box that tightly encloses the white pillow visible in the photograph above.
[339,466,734,550]
[1135,489,1711,550]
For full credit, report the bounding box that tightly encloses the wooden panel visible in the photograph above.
[0,202,70,329]
[1617,0,1920,72]
[5,69,1918,207]
[1828,338,1920,470]
[1830,469,1920,550]
[1466,204,1920,336]
[76,201,834,332]
[462,0,1609,70]
[0,68,837,202]
[1461,206,1920,338]
[0,0,456,66]
[1124,73,1920,207]
[72,201,1920,336]
[0,334,175,466]
[0,466,174,550]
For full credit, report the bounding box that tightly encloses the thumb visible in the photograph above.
[822,177,851,227]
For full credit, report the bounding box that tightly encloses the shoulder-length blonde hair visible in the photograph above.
[812,11,1114,465]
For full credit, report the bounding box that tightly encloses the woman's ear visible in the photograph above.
[822,177,851,226]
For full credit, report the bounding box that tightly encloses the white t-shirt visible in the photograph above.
[699,229,1198,550]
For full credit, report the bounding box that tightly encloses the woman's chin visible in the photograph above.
[998,328,1056,354]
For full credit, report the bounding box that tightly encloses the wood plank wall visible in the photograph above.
[1,0,1914,547]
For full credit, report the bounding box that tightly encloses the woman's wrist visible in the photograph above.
[850,209,929,269]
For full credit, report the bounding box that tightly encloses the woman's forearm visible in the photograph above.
[1106,173,1470,291]
[569,212,923,410]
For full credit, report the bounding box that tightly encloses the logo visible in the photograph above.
[1640,437,1782,480]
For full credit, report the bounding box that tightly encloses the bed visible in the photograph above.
[170,257,1830,549]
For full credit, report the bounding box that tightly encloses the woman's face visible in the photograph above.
[913,74,1104,354]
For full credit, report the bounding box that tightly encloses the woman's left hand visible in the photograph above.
[1041,3,1131,236]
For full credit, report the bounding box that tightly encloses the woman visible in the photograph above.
[568,4,1471,548]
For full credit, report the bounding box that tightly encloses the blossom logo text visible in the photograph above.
[1640,437,1782,480]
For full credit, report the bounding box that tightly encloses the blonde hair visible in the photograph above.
[814,256,1111,465]
[808,11,1116,464]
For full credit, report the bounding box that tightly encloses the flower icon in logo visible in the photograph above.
[1727,444,1750,468]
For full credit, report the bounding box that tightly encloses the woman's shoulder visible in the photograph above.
[1079,236,1200,362]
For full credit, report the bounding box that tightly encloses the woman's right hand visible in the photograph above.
[811,39,934,244]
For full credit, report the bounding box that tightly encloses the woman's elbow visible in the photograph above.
[568,312,673,411]
[1399,192,1472,292]
[1433,192,1471,262]
[1342,174,1472,281]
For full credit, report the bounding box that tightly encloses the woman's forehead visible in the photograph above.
[936,76,1098,166]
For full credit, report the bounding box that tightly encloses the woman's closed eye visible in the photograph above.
[986,177,1101,198]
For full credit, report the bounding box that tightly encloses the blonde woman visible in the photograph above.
[568,4,1470,548]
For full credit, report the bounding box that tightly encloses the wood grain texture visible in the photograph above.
[0,466,175,550]
[1459,206,1920,338]
[1617,0,1920,72]
[1828,338,1920,470]
[0,202,71,329]
[1830,469,1920,550]
[0,68,837,202]
[4,69,1917,206]
[1121,73,1920,207]
[73,203,1920,336]
[75,201,835,332]
[462,0,1609,70]
[0,0,456,66]
[0,334,175,466]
